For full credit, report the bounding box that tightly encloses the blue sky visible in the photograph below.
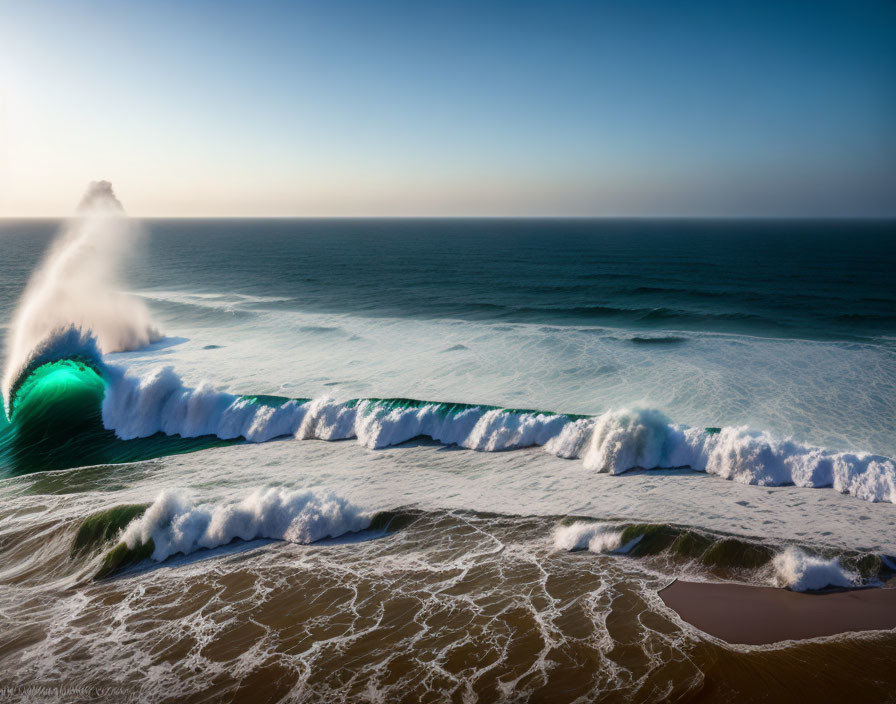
[1,0,894,216]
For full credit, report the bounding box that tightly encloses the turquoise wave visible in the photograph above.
[0,358,229,475]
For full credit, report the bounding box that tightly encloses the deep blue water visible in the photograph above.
[3,218,894,342]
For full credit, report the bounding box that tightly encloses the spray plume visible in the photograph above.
[2,181,161,413]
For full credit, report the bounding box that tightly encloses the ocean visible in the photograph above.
[0,213,895,701]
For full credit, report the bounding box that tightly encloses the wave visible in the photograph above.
[133,290,294,312]
[554,519,892,592]
[3,328,895,504]
[772,547,860,592]
[73,503,149,556]
[0,330,228,474]
[553,522,641,554]
[628,336,687,345]
[122,487,370,561]
[100,367,896,503]
[89,488,372,577]
[3,326,105,412]
[2,182,160,413]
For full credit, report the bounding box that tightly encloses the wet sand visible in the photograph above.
[660,579,896,645]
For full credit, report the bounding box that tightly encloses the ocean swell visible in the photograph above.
[120,487,371,562]
[96,363,896,504]
[3,325,894,504]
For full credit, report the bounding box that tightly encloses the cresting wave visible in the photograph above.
[552,520,892,592]
[771,547,862,592]
[0,330,227,473]
[72,489,409,579]
[3,326,895,503]
[1,181,160,416]
[121,487,369,562]
[93,487,372,577]
[95,354,896,503]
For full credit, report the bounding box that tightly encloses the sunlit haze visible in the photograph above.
[1,0,894,216]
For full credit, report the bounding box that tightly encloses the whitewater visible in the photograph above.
[1,186,895,701]
[1,182,159,412]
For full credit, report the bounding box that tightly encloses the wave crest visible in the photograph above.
[772,547,860,591]
[121,487,370,563]
[2,182,160,414]
[94,360,896,504]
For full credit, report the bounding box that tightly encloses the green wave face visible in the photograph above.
[0,360,230,476]
[89,507,419,580]
[72,503,150,556]
[608,521,894,582]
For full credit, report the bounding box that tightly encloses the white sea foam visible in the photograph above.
[2,182,160,412]
[96,359,896,504]
[553,522,634,554]
[102,365,308,442]
[772,546,860,591]
[121,487,370,562]
[578,409,896,503]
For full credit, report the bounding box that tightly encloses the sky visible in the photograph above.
[0,0,894,217]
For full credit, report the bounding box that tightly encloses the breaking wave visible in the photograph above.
[2,327,895,505]
[553,521,640,554]
[122,487,370,561]
[553,520,893,591]
[772,547,861,592]
[2,181,160,413]
[83,487,373,578]
[98,364,896,503]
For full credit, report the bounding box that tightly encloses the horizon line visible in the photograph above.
[2,213,895,221]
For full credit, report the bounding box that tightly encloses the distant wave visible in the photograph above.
[133,290,294,311]
[457,302,778,328]
[628,336,687,345]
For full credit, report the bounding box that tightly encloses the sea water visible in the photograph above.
[0,213,894,701]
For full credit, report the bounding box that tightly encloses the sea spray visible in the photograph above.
[2,181,160,414]
[120,487,370,562]
[553,521,634,553]
[772,547,860,591]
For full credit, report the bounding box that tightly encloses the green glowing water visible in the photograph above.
[0,361,229,475]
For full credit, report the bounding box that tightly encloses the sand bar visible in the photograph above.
[660,579,896,645]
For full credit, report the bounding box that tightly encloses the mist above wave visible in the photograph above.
[2,181,160,413]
